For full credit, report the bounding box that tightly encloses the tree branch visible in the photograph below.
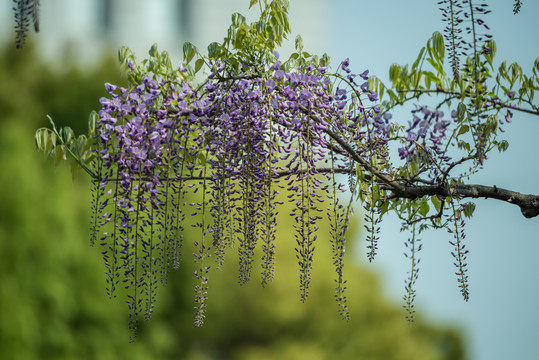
[390,183,539,218]
[98,169,539,218]
[397,88,539,116]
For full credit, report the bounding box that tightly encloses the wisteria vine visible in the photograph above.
[34,0,539,339]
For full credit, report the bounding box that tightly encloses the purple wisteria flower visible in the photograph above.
[398,105,451,172]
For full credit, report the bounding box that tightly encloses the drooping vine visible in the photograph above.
[12,0,40,48]
[513,0,523,14]
[448,202,471,301]
[403,223,422,322]
[438,0,463,81]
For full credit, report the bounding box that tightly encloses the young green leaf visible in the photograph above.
[183,42,197,64]
[463,203,476,218]
[419,201,430,217]
[149,43,159,57]
[295,35,303,51]
[432,31,445,64]
[431,195,442,213]
[231,12,246,27]
[457,124,469,136]
[456,102,467,121]
[195,59,205,73]
[53,145,66,167]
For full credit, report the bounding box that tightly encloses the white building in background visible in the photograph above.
[0,0,330,65]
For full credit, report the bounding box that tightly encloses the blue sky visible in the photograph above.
[326,1,539,359]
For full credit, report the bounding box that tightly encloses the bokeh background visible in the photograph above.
[0,1,537,359]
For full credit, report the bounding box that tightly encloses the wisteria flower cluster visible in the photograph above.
[89,40,508,337]
[35,0,539,341]
[88,48,389,339]
[398,105,452,180]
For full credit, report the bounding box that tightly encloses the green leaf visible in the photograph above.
[456,102,467,122]
[463,202,476,218]
[53,145,66,167]
[271,10,283,27]
[457,140,471,152]
[231,12,246,27]
[457,124,469,136]
[35,128,46,151]
[118,46,133,66]
[88,111,97,136]
[233,29,247,50]
[510,62,522,85]
[44,132,57,158]
[182,42,197,64]
[499,60,507,79]
[423,71,439,82]
[358,181,371,202]
[161,50,172,69]
[320,53,331,67]
[198,151,207,167]
[195,59,205,73]
[226,57,240,73]
[485,115,498,134]
[371,186,381,205]
[389,64,401,83]
[249,0,258,8]
[378,81,385,99]
[431,195,442,213]
[407,161,419,176]
[62,126,75,144]
[426,58,443,74]
[424,75,432,90]
[419,201,430,217]
[356,166,364,182]
[148,58,158,73]
[380,200,390,215]
[484,40,496,68]
[295,35,303,51]
[47,115,57,132]
[412,47,426,71]
[207,42,222,59]
[149,43,158,57]
[75,135,88,156]
[432,31,445,64]
[257,20,268,39]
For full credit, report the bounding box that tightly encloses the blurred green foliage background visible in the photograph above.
[0,43,465,360]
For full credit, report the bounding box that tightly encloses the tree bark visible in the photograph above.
[392,183,539,218]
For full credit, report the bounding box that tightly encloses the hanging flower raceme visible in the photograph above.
[397,105,453,179]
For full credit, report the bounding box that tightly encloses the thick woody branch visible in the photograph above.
[390,183,539,218]
[99,168,539,218]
